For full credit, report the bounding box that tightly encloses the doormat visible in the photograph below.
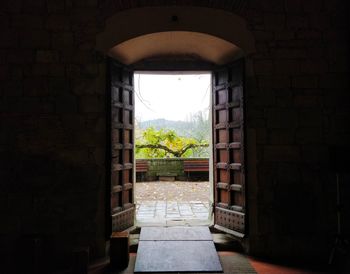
[134,226,223,273]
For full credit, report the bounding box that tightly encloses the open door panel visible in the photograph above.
[109,58,135,232]
[212,58,246,237]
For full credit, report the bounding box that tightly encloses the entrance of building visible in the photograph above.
[133,71,212,227]
[108,57,246,238]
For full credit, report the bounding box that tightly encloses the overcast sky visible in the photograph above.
[134,73,211,122]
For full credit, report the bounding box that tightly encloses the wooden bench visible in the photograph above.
[183,159,209,173]
[136,160,149,173]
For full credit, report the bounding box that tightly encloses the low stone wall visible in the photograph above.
[136,158,209,182]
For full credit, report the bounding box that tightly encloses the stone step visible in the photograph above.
[129,226,243,253]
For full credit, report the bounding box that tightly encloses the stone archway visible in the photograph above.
[96,6,255,63]
[97,5,258,253]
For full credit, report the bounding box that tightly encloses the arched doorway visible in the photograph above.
[96,5,256,245]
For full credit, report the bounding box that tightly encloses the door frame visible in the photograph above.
[106,57,248,238]
[132,68,215,227]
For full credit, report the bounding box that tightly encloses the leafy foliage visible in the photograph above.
[135,127,209,158]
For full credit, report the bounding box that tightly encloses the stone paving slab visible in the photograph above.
[135,181,211,225]
[136,200,210,223]
[135,240,222,273]
[139,226,213,241]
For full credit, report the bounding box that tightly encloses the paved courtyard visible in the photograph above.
[135,181,211,226]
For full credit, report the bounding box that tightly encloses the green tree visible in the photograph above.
[136,127,209,158]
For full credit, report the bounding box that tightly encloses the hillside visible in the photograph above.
[138,119,193,137]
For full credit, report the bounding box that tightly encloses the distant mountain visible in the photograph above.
[138,119,193,137]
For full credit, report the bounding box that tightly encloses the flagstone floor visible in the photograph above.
[135,181,211,226]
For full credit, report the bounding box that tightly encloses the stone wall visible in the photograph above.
[0,0,349,271]
[243,0,349,262]
[0,0,107,270]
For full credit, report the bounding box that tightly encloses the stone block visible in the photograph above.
[273,59,300,75]
[309,13,330,30]
[23,78,48,96]
[79,95,104,113]
[57,148,89,165]
[284,0,301,13]
[254,43,269,56]
[22,0,46,13]
[0,14,10,28]
[275,94,294,108]
[49,64,65,77]
[20,30,50,49]
[52,32,75,49]
[295,128,321,144]
[55,94,77,113]
[267,108,298,129]
[159,176,176,181]
[286,15,309,29]
[47,0,65,13]
[48,77,70,95]
[0,65,9,80]
[0,29,18,48]
[72,131,104,146]
[263,13,285,30]
[292,76,318,89]
[81,64,99,76]
[249,118,266,127]
[252,30,274,41]
[298,110,322,127]
[66,64,81,77]
[306,45,328,59]
[93,147,105,166]
[61,114,85,130]
[10,66,23,80]
[23,64,49,77]
[258,75,291,89]
[72,246,89,274]
[7,49,35,64]
[254,59,273,75]
[256,128,268,144]
[0,216,20,234]
[46,15,70,30]
[110,231,129,269]
[93,117,105,132]
[301,145,329,164]
[269,129,295,144]
[0,194,8,212]
[4,1,20,13]
[73,50,97,64]
[8,194,33,215]
[294,95,321,107]
[276,163,301,185]
[319,74,348,89]
[2,80,22,96]
[36,50,59,63]
[302,0,322,13]
[300,59,328,74]
[252,88,275,106]
[296,30,322,40]
[273,48,307,59]
[274,30,295,40]
[12,14,44,29]
[262,0,284,12]
[72,78,98,95]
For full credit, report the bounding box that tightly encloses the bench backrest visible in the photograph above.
[183,159,209,172]
[136,160,149,172]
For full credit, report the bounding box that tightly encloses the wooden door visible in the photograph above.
[109,59,135,232]
[212,58,246,237]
